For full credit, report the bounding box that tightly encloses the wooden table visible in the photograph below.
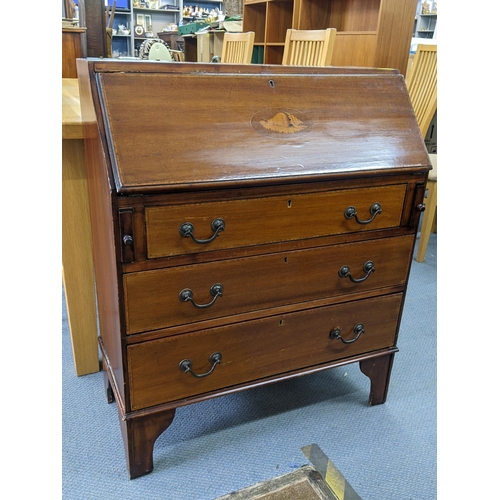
[62,78,100,376]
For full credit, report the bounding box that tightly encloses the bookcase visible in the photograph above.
[243,0,418,76]
[106,1,224,57]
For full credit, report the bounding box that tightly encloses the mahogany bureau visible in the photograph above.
[77,59,431,479]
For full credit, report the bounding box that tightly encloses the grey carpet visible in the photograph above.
[62,233,436,499]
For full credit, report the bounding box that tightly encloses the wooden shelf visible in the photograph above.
[243,0,416,76]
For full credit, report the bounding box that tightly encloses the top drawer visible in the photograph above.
[145,184,406,259]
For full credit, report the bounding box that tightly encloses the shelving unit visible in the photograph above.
[413,0,437,39]
[105,1,183,57]
[109,9,133,57]
[415,15,436,38]
[106,1,224,57]
[132,5,182,55]
[414,0,437,39]
[243,0,418,76]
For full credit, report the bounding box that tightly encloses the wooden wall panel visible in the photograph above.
[330,0,381,32]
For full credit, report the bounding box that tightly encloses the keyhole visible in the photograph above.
[279,320,284,326]
[284,257,288,263]
[269,80,275,88]
[287,200,292,208]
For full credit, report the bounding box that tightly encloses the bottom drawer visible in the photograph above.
[128,293,403,410]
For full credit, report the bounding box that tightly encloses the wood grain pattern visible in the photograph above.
[244,0,417,75]
[97,66,428,193]
[78,59,430,478]
[62,78,99,376]
[62,28,87,78]
[128,293,403,410]
[124,235,413,334]
[144,184,406,259]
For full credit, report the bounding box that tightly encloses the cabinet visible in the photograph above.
[78,58,431,478]
[107,1,225,57]
[132,5,182,55]
[243,0,418,76]
[105,1,182,57]
[109,9,133,57]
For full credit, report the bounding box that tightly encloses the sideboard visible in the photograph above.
[77,59,431,478]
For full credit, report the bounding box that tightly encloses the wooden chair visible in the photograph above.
[406,44,437,263]
[282,28,337,66]
[221,32,255,64]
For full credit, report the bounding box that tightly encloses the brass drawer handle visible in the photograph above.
[179,283,224,309]
[179,218,225,244]
[338,260,375,283]
[329,323,365,344]
[179,352,222,378]
[344,202,382,225]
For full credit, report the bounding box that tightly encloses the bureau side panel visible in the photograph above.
[78,61,125,406]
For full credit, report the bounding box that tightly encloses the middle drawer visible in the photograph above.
[124,235,413,335]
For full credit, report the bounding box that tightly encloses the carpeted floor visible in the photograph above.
[62,233,436,500]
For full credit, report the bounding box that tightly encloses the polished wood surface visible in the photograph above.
[62,78,99,376]
[124,236,413,334]
[79,60,431,478]
[145,184,406,258]
[128,294,403,410]
[96,62,429,194]
[62,79,84,139]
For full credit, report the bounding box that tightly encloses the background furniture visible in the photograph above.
[62,27,87,77]
[194,31,225,62]
[83,0,109,57]
[78,59,430,478]
[416,154,437,263]
[243,0,418,76]
[101,0,224,57]
[62,78,100,376]
[282,28,336,66]
[221,31,255,63]
[405,44,437,263]
[406,44,437,142]
[413,0,438,39]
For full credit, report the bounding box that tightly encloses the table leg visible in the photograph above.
[62,138,100,376]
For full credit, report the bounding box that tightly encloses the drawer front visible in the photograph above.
[145,185,406,258]
[128,293,403,410]
[124,235,413,334]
